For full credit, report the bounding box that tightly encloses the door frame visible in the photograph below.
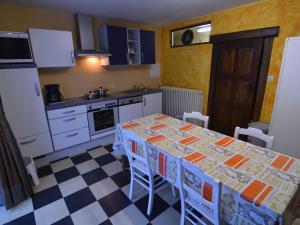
[207,27,279,123]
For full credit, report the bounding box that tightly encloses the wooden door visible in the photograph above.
[209,38,264,135]
[140,30,156,64]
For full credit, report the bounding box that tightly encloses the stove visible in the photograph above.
[86,98,118,139]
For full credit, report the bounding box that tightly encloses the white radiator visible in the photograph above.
[160,86,204,118]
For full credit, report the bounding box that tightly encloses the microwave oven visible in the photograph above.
[0,31,34,64]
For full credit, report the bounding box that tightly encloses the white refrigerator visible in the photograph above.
[0,66,53,157]
[270,37,300,159]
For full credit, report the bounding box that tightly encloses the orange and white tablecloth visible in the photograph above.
[113,114,300,225]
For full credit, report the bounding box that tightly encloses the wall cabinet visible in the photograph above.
[99,25,155,66]
[143,92,162,116]
[140,30,156,64]
[29,28,76,68]
[99,25,128,65]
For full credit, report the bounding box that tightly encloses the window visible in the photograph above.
[171,22,211,47]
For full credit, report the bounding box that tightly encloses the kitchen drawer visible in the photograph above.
[18,132,54,158]
[49,113,88,135]
[47,105,87,119]
[52,127,90,151]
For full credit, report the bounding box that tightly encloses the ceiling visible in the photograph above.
[2,0,259,25]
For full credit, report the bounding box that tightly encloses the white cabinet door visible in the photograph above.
[0,68,50,139]
[52,127,90,151]
[29,28,75,68]
[143,92,162,116]
[47,105,87,119]
[18,132,53,157]
[49,113,88,135]
[119,103,143,123]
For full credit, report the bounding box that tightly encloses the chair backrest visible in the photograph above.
[183,111,209,128]
[179,158,221,225]
[122,129,152,173]
[234,126,275,149]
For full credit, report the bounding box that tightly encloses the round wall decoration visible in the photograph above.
[181,29,194,45]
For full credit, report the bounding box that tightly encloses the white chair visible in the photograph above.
[183,112,209,129]
[179,158,221,225]
[234,127,275,150]
[122,130,168,215]
[24,157,40,186]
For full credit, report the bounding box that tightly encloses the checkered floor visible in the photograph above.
[0,144,182,225]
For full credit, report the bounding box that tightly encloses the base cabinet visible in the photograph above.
[143,92,162,116]
[119,103,143,123]
[47,105,90,151]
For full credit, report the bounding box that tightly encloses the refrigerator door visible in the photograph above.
[0,67,49,139]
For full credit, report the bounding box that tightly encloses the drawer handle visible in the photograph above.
[63,117,76,122]
[63,110,76,114]
[19,139,37,145]
[66,132,79,138]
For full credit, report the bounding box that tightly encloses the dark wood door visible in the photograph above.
[209,38,264,135]
[107,26,128,65]
[140,30,156,64]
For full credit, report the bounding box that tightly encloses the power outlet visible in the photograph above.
[109,83,116,89]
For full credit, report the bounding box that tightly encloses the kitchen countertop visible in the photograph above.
[45,88,162,111]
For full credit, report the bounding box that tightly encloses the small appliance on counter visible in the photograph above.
[86,86,109,100]
[44,84,63,104]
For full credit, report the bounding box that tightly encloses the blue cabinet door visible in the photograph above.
[140,30,155,64]
[106,26,128,65]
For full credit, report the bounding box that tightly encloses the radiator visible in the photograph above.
[160,86,204,118]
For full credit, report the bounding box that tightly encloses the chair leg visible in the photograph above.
[28,163,40,186]
[180,189,186,225]
[147,180,154,216]
[129,169,135,200]
[121,155,127,174]
[171,185,177,197]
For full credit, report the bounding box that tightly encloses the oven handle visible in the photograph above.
[87,106,116,113]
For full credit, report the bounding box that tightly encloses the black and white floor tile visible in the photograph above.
[0,144,183,225]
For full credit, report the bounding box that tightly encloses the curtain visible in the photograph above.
[0,95,32,209]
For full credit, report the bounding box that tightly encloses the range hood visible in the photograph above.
[74,14,111,57]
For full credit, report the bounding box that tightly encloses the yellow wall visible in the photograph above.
[0,4,161,97]
[161,0,300,122]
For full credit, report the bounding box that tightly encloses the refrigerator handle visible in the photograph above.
[34,83,40,96]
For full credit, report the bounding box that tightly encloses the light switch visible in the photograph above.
[267,75,274,82]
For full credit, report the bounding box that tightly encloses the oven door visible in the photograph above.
[87,107,118,136]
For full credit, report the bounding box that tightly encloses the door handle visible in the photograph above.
[66,132,79,138]
[19,139,36,145]
[34,83,40,96]
[63,110,76,114]
[63,117,76,122]
[71,51,75,64]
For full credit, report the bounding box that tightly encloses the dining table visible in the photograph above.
[113,113,300,225]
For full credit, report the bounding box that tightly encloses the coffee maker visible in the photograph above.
[44,84,63,104]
